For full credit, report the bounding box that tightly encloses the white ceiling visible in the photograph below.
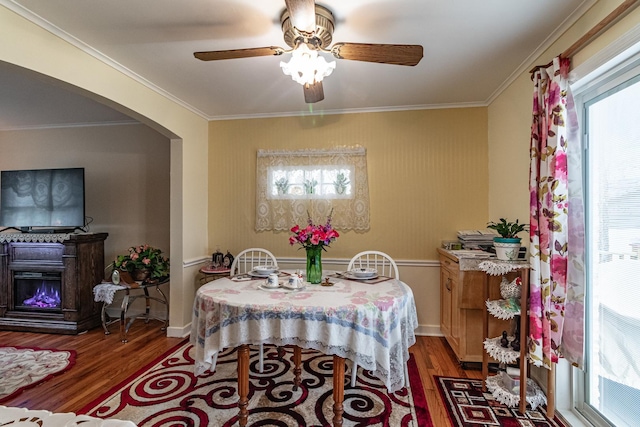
[1,0,594,129]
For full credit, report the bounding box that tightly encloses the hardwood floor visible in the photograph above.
[1,323,483,426]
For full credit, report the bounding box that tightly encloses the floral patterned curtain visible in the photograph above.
[529,56,585,369]
[255,147,370,232]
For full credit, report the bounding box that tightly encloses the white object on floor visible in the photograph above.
[0,406,137,426]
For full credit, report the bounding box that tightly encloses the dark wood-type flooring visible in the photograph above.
[0,321,484,426]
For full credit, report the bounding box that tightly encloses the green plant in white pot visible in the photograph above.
[487,218,529,261]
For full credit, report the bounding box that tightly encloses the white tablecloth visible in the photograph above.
[191,275,418,393]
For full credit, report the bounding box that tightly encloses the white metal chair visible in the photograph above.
[347,250,399,279]
[230,248,278,276]
[346,251,408,388]
[223,248,277,374]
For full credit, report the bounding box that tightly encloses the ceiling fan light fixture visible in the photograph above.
[279,43,336,86]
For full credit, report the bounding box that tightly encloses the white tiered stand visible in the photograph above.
[479,260,555,417]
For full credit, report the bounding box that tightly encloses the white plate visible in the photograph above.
[249,270,280,278]
[258,282,282,291]
[253,265,278,274]
[281,282,306,291]
[342,271,379,281]
[348,268,378,278]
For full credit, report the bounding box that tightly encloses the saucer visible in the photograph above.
[258,282,282,291]
[282,282,306,291]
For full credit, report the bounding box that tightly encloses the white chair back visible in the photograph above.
[347,250,399,279]
[230,248,277,276]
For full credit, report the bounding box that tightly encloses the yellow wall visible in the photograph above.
[208,108,489,261]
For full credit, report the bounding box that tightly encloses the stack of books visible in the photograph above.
[457,229,498,249]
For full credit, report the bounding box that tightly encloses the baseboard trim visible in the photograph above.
[167,323,191,338]
[416,324,443,337]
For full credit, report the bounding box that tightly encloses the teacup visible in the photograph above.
[266,273,280,288]
[288,275,303,288]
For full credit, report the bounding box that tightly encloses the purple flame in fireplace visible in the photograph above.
[23,283,61,308]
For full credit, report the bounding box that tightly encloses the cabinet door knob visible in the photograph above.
[445,278,452,291]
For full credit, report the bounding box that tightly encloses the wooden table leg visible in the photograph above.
[293,345,302,391]
[237,344,250,427]
[332,355,345,427]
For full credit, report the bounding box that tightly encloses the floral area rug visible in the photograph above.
[81,341,432,426]
[0,346,76,403]
[435,376,567,427]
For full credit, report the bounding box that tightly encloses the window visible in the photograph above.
[255,147,369,232]
[575,54,640,427]
[268,165,354,199]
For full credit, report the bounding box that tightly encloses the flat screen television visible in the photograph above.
[0,167,86,232]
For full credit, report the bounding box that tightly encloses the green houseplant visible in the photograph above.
[113,244,170,281]
[487,218,528,239]
[487,218,529,261]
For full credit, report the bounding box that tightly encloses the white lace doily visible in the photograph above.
[478,260,530,276]
[485,374,547,410]
[0,233,71,243]
[483,336,520,364]
[93,283,127,304]
[486,299,521,319]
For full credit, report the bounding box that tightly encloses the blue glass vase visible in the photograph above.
[306,246,322,284]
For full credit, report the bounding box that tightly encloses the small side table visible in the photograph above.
[94,276,170,343]
[198,267,230,285]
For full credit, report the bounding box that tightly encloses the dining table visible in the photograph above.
[190,270,418,427]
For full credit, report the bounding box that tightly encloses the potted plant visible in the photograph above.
[487,218,529,261]
[274,177,289,195]
[113,244,170,281]
[333,172,350,195]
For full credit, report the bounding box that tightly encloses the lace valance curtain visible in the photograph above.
[255,147,370,231]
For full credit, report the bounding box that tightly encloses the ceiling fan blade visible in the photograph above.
[194,47,284,61]
[303,81,324,103]
[330,43,423,66]
[284,0,316,33]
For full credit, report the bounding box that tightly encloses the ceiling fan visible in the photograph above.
[194,0,423,103]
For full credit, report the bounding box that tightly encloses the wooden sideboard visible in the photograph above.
[0,232,108,334]
[438,248,513,365]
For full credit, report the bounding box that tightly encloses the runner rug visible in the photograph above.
[81,341,432,426]
[435,376,567,427]
[0,346,76,403]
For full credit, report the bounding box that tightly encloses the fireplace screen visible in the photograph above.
[14,271,62,310]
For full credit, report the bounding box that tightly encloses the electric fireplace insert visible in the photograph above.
[14,271,62,311]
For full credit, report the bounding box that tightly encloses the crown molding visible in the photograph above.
[207,101,488,121]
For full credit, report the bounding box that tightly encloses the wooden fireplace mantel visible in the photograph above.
[0,232,108,334]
